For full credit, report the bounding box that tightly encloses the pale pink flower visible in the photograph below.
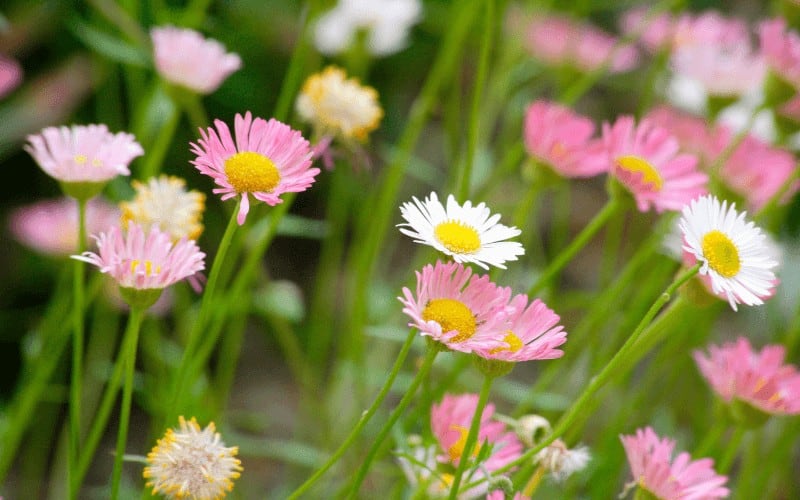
[694,338,800,416]
[431,394,522,471]
[72,222,205,290]
[487,492,527,500]
[620,427,729,500]
[672,11,749,48]
[671,43,765,97]
[398,260,511,354]
[759,18,800,89]
[474,294,566,362]
[620,7,675,53]
[150,26,241,94]
[9,197,120,256]
[644,106,717,163]
[0,55,22,99]
[602,116,707,213]
[25,124,143,184]
[191,112,318,225]
[522,100,606,178]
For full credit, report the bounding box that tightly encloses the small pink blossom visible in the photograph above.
[487,492,527,500]
[671,42,765,97]
[620,427,729,500]
[644,106,717,163]
[759,18,800,89]
[0,55,22,99]
[672,11,750,49]
[619,7,675,53]
[694,338,800,416]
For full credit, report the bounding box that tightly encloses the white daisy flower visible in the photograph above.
[678,194,778,310]
[120,175,206,241]
[398,192,524,269]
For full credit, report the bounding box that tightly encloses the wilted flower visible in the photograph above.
[534,439,590,482]
[120,175,206,241]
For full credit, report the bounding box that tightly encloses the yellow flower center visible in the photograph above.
[422,298,477,343]
[434,221,481,254]
[74,154,87,165]
[549,141,568,160]
[224,152,281,193]
[447,425,481,462]
[701,230,740,278]
[130,259,161,276]
[615,155,663,191]
[489,331,524,354]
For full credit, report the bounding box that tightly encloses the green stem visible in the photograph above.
[68,198,87,499]
[138,98,180,180]
[273,2,321,122]
[344,347,439,498]
[110,307,144,500]
[447,375,494,500]
[182,93,209,131]
[694,419,726,458]
[286,330,419,499]
[718,427,746,474]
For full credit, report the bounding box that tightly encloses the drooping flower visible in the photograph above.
[399,260,512,353]
[602,116,707,213]
[522,100,606,178]
[190,112,318,225]
[313,0,422,57]
[296,66,383,142]
[534,439,591,482]
[679,195,778,310]
[620,427,728,499]
[150,26,241,94]
[0,55,23,99]
[398,192,524,270]
[120,175,206,241]
[694,338,800,419]
[144,416,242,500]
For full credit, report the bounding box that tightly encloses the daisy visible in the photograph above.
[120,175,206,241]
[150,26,241,94]
[694,338,800,418]
[398,260,512,353]
[620,427,729,500]
[602,116,707,213]
[144,416,242,500]
[678,195,778,310]
[398,192,524,270]
[190,112,318,225]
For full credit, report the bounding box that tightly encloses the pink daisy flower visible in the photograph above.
[694,338,800,417]
[25,124,143,185]
[190,112,318,225]
[644,106,717,163]
[671,41,765,97]
[0,55,22,99]
[522,100,606,178]
[758,18,800,89]
[398,260,511,354]
[150,26,241,94]
[619,7,675,54]
[620,427,729,500]
[602,116,707,213]
[72,222,205,291]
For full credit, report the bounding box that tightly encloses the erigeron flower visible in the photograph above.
[759,18,800,90]
[399,260,512,353]
[619,7,675,54]
[120,175,206,241]
[602,116,707,213]
[0,55,22,99]
[150,26,241,94]
[191,112,318,225]
[643,106,717,163]
[678,195,778,311]
[534,439,591,482]
[144,416,242,500]
[296,66,383,142]
[620,427,729,500]
[398,192,524,270]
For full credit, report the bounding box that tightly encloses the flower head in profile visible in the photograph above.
[398,192,524,270]
[399,260,511,353]
[0,55,23,99]
[151,26,241,94]
[191,112,318,225]
[620,427,728,500]
[522,100,606,178]
[535,439,591,482]
[296,66,383,142]
[602,116,707,213]
[144,416,242,500]
[694,338,800,420]
[679,195,778,310]
[120,175,206,241]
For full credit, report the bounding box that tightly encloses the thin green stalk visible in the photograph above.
[68,198,87,499]
[286,330,419,499]
[344,346,438,498]
[110,307,145,500]
[694,413,726,457]
[182,93,209,131]
[599,207,624,288]
[528,198,623,296]
[273,2,321,122]
[447,375,493,500]
[717,427,746,474]
[138,98,180,179]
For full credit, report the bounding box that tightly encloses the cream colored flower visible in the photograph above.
[121,175,205,241]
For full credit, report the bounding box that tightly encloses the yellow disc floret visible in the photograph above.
[447,425,482,462]
[615,155,663,191]
[701,230,741,278]
[434,221,481,254]
[489,331,524,354]
[224,152,281,193]
[422,298,477,343]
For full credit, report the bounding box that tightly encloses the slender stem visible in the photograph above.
[528,198,623,296]
[182,93,209,131]
[110,307,144,500]
[138,98,180,180]
[694,419,726,458]
[718,427,746,474]
[447,375,494,500]
[68,198,87,499]
[344,347,439,498]
[286,330,419,499]
[273,2,320,122]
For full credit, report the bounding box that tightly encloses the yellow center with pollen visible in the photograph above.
[421,298,477,343]
[615,155,663,191]
[130,260,161,276]
[434,221,481,254]
[489,331,524,354]
[701,230,740,278]
[447,425,482,462]
[224,152,281,193]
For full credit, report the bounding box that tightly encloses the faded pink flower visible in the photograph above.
[0,55,22,99]
[672,11,749,49]
[151,26,241,94]
[759,18,800,89]
[191,112,318,225]
[620,427,729,500]
[602,116,707,213]
[620,7,675,53]
[671,42,765,97]
[398,260,511,354]
[694,338,800,416]
[644,106,717,163]
[522,100,606,178]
